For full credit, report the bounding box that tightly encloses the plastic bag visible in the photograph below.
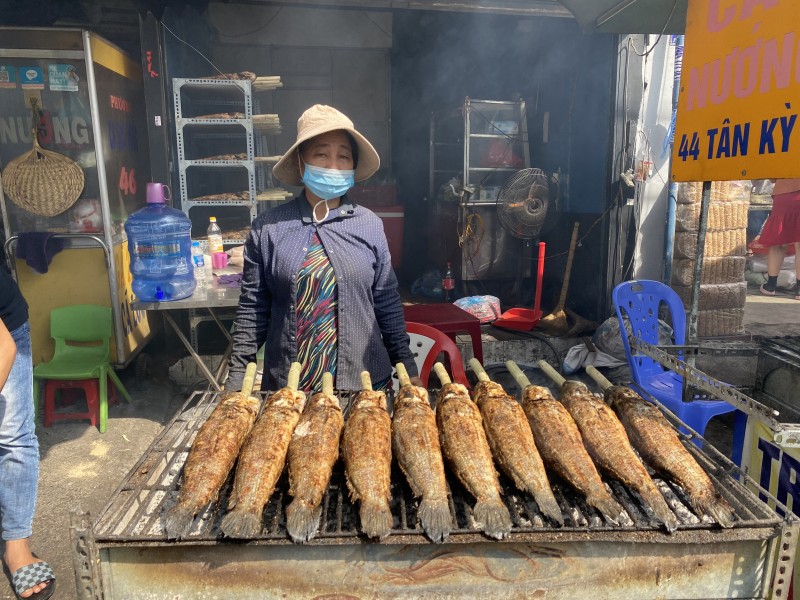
[752,179,774,196]
[592,315,674,362]
[563,343,626,375]
[453,295,502,323]
[411,269,443,299]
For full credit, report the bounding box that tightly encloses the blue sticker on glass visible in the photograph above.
[19,66,44,89]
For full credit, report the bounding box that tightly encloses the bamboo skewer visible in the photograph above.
[506,360,532,390]
[253,76,283,91]
[256,189,293,201]
[197,73,282,90]
[322,372,334,396]
[395,363,411,387]
[287,361,301,392]
[536,360,566,387]
[433,362,452,385]
[360,371,373,391]
[241,362,258,396]
[585,365,612,391]
[468,358,490,382]
[252,113,282,135]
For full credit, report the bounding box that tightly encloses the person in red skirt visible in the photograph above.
[759,178,800,299]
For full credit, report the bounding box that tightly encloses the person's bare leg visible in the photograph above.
[4,538,49,597]
[794,243,800,297]
[767,244,787,277]
[761,245,787,294]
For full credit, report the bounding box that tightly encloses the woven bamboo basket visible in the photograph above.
[1,130,85,217]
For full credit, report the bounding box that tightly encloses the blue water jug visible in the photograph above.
[124,183,196,301]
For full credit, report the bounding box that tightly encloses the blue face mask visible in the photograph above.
[301,163,355,202]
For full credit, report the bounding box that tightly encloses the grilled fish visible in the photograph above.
[342,375,393,540]
[522,385,624,524]
[285,375,344,543]
[220,386,307,538]
[164,364,260,539]
[607,384,735,528]
[392,381,453,542]
[559,380,678,532]
[473,380,563,525]
[437,381,512,539]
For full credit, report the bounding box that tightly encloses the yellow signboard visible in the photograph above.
[672,0,800,181]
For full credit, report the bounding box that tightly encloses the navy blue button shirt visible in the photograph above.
[226,192,418,392]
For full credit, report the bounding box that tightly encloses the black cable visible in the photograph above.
[214,7,284,39]
[161,21,228,78]
[630,0,680,58]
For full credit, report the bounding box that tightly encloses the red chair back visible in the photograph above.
[403,321,469,387]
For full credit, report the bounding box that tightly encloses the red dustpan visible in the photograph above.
[493,241,545,331]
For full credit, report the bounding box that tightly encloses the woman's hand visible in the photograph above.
[410,376,424,387]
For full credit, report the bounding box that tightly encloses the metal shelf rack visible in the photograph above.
[428,98,531,282]
[173,78,257,226]
[173,78,288,244]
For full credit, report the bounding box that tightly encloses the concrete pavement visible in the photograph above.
[0,361,185,600]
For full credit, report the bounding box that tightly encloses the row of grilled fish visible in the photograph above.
[595,371,735,529]
[164,359,734,543]
[163,364,470,543]
[164,368,422,543]
[386,360,733,540]
[526,360,734,530]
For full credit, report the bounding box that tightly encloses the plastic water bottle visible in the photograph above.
[124,183,196,301]
[207,217,224,254]
[191,241,207,289]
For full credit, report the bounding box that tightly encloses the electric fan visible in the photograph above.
[496,167,549,239]
[492,167,550,330]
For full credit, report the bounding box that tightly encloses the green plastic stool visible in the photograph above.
[33,304,131,433]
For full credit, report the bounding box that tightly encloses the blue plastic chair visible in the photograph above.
[612,280,746,464]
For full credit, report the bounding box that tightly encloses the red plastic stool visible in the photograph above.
[43,379,103,430]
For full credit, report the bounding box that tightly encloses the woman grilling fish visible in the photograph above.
[226,104,422,392]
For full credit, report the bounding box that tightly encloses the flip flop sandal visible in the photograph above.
[759,284,777,296]
[10,561,56,600]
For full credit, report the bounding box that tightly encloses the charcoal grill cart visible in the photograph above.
[71,386,798,600]
[628,337,800,599]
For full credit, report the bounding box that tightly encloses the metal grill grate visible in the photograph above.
[762,336,800,366]
[92,389,783,545]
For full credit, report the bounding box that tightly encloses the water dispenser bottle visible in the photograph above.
[124,182,196,301]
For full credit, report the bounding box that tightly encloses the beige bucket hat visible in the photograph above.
[272,104,380,187]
